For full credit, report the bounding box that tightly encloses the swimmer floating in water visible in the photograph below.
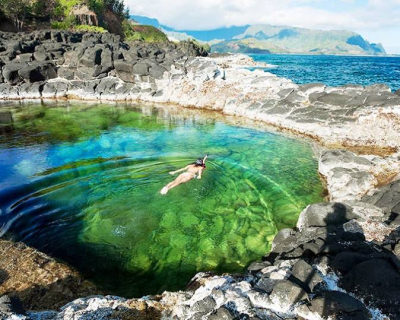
[160,155,207,195]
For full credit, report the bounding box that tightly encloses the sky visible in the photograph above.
[126,0,400,54]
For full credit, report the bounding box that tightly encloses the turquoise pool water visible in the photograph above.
[0,103,324,297]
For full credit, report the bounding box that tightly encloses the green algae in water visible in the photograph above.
[0,103,324,297]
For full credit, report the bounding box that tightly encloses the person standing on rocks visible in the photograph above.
[160,155,207,195]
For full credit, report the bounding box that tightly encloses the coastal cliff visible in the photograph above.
[1,31,400,320]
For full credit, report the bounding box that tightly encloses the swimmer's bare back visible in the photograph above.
[160,155,207,195]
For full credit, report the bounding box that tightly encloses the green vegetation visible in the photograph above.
[123,20,168,42]
[73,24,107,33]
[191,39,211,53]
[0,0,171,43]
[0,0,128,34]
[0,0,31,30]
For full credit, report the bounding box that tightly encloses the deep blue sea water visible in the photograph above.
[250,54,400,91]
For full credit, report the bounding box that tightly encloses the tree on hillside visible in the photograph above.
[88,0,128,20]
[104,0,128,19]
[0,0,31,31]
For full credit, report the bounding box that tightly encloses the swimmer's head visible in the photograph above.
[194,158,205,167]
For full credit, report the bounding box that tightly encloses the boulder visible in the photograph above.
[0,83,19,98]
[191,296,216,314]
[362,179,400,215]
[42,81,69,99]
[18,62,57,83]
[290,260,323,292]
[308,291,370,320]
[75,66,103,80]
[20,40,38,54]
[15,53,33,63]
[207,306,234,320]
[340,258,400,317]
[63,51,80,67]
[315,92,352,107]
[296,202,357,231]
[51,31,63,43]
[132,62,150,76]
[57,67,75,80]
[3,63,23,85]
[33,48,50,62]
[247,261,271,273]
[100,48,113,74]
[79,47,102,68]
[270,228,298,253]
[149,64,167,79]
[96,77,121,96]
[269,280,308,311]
[114,60,135,83]
[19,82,44,99]
[331,251,369,274]
[255,277,276,293]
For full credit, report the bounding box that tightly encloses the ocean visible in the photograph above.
[250,54,400,91]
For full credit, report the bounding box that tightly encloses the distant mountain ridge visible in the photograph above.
[130,15,386,55]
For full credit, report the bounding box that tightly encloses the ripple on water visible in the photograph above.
[0,103,324,297]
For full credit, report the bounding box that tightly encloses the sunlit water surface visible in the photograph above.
[250,54,400,90]
[0,103,324,297]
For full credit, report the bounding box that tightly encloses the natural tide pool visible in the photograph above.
[0,102,324,297]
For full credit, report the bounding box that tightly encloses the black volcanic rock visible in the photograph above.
[340,258,400,317]
[0,30,207,91]
[308,291,370,320]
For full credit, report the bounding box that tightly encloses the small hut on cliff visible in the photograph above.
[71,4,98,26]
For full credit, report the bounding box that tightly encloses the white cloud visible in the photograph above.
[125,0,400,52]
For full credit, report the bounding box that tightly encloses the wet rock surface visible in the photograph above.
[0,239,100,312]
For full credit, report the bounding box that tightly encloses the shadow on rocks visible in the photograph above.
[0,268,9,286]
[254,201,400,319]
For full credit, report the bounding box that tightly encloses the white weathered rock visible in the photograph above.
[319,150,400,201]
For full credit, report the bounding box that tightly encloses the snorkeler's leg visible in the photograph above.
[160,177,181,195]
[160,174,192,195]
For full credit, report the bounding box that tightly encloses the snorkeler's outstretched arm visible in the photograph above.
[169,165,189,175]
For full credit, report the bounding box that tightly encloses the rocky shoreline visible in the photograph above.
[1,31,400,320]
